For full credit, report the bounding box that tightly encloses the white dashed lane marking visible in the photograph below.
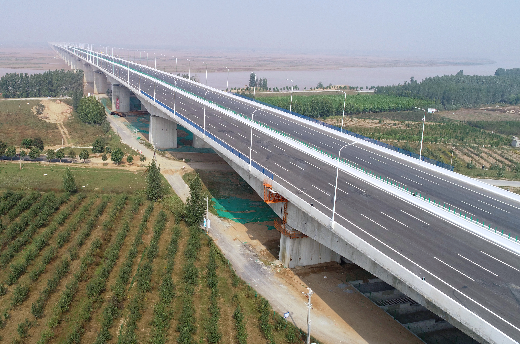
[381,212,409,228]
[273,162,289,172]
[312,184,330,196]
[460,200,491,215]
[458,254,498,277]
[434,257,475,281]
[480,251,520,272]
[360,214,388,230]
[401,210,429,225]
[289,161,305,170]
[401,175,422,185]
[327,182,348,195]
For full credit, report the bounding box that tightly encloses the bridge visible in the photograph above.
[54,43,520,343]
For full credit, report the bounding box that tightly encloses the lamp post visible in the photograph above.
[187,59,191,80]
[226,67,229,91]
[203,61,208,85]
[415,107,427,161]
[340,90,346,133]
[306,288,313,344]
[249,109,259,172]
[287,79,294,112]
[331,142,354,227]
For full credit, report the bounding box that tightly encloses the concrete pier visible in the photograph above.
[279,234,341,268]
[112,84,131,112]
[149,115,177,149]
[93,72,108,94]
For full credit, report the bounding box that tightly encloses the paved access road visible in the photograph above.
[66,47,520,342]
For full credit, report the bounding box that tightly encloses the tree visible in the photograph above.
[56,148,65,162]
[77,96,106,124]
[0,141,7,158]
[92,137,106,153]
[79,149,90,163]
[19,150,27,160]
[249,72,256,88]
[140,155,146,162]
[316,82,324,89]
[127,155,133,164]
[28,148,41,160]
[185,173,205,226]
[68,149,76,160]
[32,137,44,151]
[146,159,163,201]
[63,168,77,193]
[111,148,124,165]
[46,149,55,162]
[105,146,111,153]
[22,138,32,149]
[6,146,16,160]
[72,90,82,112]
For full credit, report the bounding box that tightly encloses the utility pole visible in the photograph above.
[306,288,313,344]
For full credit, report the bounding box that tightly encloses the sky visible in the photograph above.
[1,0,520,62]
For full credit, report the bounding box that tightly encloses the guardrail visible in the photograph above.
[233,93,454,171]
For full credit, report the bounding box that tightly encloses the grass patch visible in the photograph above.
[0,100,62,146]
[0,162,171,194]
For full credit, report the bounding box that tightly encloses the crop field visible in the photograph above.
[0,190,314,344]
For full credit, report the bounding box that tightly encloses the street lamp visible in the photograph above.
[187,59,191,80]
[249,109,259,172]
[331,142,355,227]
[286,79,294,112]
[415,107,427,161]
[340,90,347,133]
[226,67,229,91]
[202,61,208,85]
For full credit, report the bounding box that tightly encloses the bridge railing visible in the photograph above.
[233,93,454,171]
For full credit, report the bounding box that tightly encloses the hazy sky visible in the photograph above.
[2,0,520,61]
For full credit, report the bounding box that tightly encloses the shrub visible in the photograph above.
[22,138,33,149]
[68,149,76,159]
[102,153,107,161]
[126,155,133,164]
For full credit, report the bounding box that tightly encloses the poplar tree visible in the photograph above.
[185,174,205,226]
[146,159,163,201]
[63,168,77,193]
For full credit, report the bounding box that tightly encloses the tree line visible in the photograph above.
[375,68,520,109]
[0,70,83,98]
[256,94,431,118]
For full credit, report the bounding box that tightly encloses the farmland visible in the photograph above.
[0,189,315,344]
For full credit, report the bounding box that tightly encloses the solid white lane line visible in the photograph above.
[360,214,388,230]
[458,254,499,277]
[434,257,475,281]
[401,210,429,225]
[381,212,409,228]
[480,251,520,272]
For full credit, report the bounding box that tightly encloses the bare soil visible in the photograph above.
[438,106,520,122]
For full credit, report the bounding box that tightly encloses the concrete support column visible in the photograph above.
[93,72,108,94]
[279,233,341,268]
[149,115,177,149]
[193,135,212,149]
[82,62,94,95]
[111,84,131,112]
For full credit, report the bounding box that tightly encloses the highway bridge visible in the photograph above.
[54,43,520,343]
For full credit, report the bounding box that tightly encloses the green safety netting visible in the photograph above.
[211,197,278,224]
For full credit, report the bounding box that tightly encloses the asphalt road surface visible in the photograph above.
[62,47,520,342]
